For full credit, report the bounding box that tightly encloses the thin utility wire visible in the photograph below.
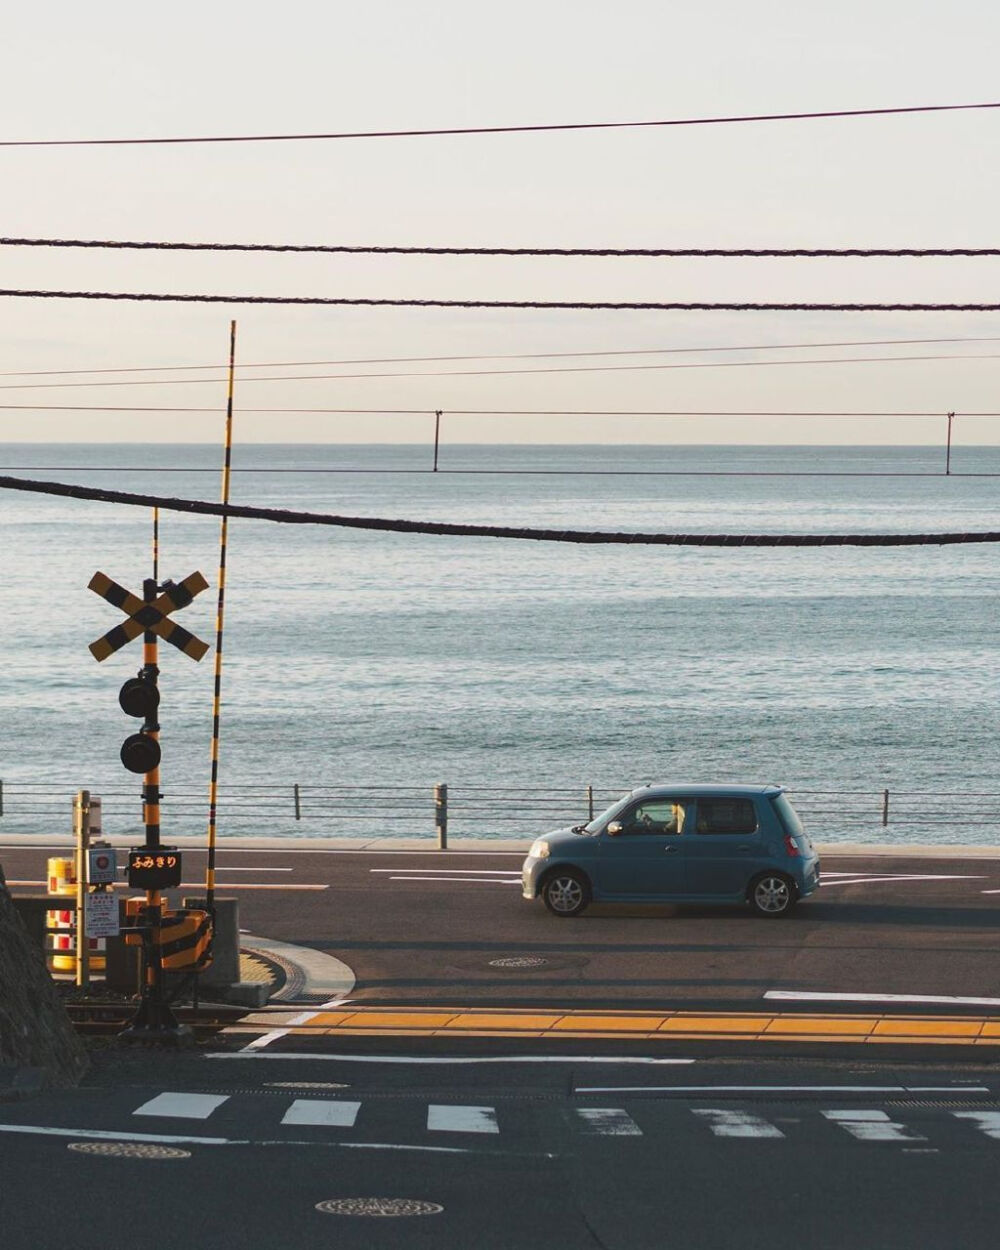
[5,333,1000,379]
[1,404,997,416]
[2,350,999,390]
[6,235,1000,257]
[3,288,1000,311]
[2,100,998,145]
[2,473,1000,542]
[2,468,995,478]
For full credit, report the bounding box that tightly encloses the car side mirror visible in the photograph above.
[606,821,623,836]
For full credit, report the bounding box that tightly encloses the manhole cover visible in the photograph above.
[315,1198,443,1218]
[68,1142,191,1159]
[488,956,548,969]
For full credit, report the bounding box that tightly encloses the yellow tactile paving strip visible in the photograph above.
[230,1006,1000,1045]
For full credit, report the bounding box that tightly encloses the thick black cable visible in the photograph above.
[4,236,1000,257]
[2,100,998,146]
[1,473,997,545]
[3,289,1000,312]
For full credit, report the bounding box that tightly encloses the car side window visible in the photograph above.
[695,798,758,835]
[621,800,687,835]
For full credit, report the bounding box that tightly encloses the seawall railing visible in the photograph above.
[0,780,997,845]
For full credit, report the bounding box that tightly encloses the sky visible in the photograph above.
[2,0,1000,445]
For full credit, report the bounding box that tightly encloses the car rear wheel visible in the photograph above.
[748,872,796,918]
[541,869,591,917]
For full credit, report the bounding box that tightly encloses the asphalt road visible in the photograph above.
[2,1048,999,1250]
[4,843,1000,1010]
[3,842,1000,1247]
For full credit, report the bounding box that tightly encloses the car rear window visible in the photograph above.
[695,798,757,834]
[770,792,805,836]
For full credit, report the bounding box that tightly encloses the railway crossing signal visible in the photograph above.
[88,571,210,662]
[87,568,209,1044]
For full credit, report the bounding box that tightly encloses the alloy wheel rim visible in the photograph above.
[755,877,789,913]
[550,877,583,912]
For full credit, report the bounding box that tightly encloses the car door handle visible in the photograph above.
[664,845,679,853]
[736,845,752,852]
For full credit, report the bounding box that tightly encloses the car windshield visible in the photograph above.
[582,793,632,834]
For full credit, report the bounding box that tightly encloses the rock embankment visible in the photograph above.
[0,861,88,1088]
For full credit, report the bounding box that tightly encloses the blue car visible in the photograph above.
[522,783,819,918]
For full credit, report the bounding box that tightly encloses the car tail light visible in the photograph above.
[783,834,800,857]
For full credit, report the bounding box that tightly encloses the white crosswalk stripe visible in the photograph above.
[132,1093,231,1120]
[822,1110,925,1142]
[281,1099,361,1127]
[427,1105,500,1134]
[122,1092,1000,1149]
[693,1109,785,1138]
[576,1108,643,1136]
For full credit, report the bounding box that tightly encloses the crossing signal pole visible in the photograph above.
[88,568,208,1043]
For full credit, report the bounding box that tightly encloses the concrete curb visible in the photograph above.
[239,934,355,1003]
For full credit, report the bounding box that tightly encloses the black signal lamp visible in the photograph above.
[121,732,161,774]
[119,676,160,718]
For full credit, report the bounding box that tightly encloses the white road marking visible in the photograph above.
[428,1105,499,1134]
[0,1124,233,1145]
[693,1110,784,1139]
[574,1084,976,1094]
[5,880,326,890]
[179,883,329,891]
[576,1108,643,1136]
[133,1093,230,1120]
[369,868,521,876]
[818,875,985,887]
[281,1100,361,1127]
[211,1053,695,1065]
[238,995,356,1053]
[953,1111,1000,1139]
[766,989,1000,1007]
[823,1110,925,1142]
[387,876,521,884]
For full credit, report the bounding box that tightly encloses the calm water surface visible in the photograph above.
[0,443,997,844]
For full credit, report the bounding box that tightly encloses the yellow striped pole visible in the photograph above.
[152,506,159,583]
[206,320,236,910]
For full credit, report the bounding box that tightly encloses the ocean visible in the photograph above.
[1,442,998,845]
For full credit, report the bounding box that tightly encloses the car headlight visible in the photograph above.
[528,839,550,859]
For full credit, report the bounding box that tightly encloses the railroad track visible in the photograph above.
[65,1001,248,1038]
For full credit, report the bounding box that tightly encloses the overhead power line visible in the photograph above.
[1,473,998,545]
[1,100,997,146]
[2,350,999,391]
[2,288,1000,312]
[2,405,994,417]
[4,236,1000,257]
[3,334,999,381]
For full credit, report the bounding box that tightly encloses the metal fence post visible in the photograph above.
[587,785,594,821]
[294,783,301,821]
[882,788,890,827]
[435,783,448,850]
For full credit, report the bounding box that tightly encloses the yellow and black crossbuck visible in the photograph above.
[88,571,210,662]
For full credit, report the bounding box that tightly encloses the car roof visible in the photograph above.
[629,783,785,799]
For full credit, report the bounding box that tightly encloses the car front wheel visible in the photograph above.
[541,869,591,917]
[748,872,796,918]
